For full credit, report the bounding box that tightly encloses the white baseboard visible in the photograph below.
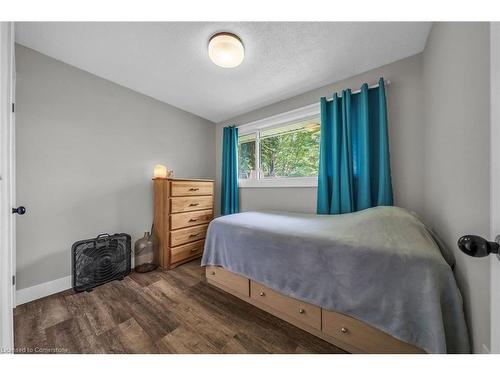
[16,276,72,306]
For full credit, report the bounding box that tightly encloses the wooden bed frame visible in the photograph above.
[206,266,425,354]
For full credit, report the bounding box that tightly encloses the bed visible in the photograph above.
[201,206,470,354]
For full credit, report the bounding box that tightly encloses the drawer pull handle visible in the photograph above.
[189,203,200,207]
[298,308,305,314]
[340,327,348,334]
[190,248,201,253]
[211,271,216,275]
[189,218,198,222]
[189,233,200,238]
[259,291,265,297]
[189,188,200,191]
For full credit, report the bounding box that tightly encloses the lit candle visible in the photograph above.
[153,164,167,179]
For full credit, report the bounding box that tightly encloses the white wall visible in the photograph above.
[0,21,15,353]
[215,54,424,217]
[15,45,215,290]
[423,22,491,353]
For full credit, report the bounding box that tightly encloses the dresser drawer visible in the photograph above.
[170,210,213,230]
[206,266,250,297]
[250,281,321,331]
[322,309,422,353]
[170,180,213,197]
[170,224,208,247]
[170,239,205,264]
[170,196,213,213]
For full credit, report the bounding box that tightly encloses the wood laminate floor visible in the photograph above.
[14,260,346,354]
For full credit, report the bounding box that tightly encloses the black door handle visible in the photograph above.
[457,235,499,257]
[12,206,26,215]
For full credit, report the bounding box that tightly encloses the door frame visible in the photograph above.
[0,21,15,353]
[490,21,500,354]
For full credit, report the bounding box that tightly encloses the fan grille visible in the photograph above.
[72,233,131,292]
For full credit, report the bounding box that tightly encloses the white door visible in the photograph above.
[0,21,15,353]
[491,22,500,354]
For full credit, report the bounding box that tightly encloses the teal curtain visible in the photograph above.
[317,77,393,214]
[221,126,239,215]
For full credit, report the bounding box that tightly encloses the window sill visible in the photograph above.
[238,177,318,188]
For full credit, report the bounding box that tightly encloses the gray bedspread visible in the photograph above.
[201,207,470,353]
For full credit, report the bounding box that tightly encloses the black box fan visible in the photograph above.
[72,233,131,292]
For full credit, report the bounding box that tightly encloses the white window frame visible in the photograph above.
[237,102,320,188]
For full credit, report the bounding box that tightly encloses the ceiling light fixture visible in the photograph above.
[208,32,244,68]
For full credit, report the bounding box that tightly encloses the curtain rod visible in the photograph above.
[325,80,391,101]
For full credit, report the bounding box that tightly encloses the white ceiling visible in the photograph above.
[15,22,432,123]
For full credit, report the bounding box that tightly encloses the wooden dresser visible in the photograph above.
[153,177,214,269]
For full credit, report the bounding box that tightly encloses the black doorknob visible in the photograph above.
[457,235,499,257]
[12,206,26,215]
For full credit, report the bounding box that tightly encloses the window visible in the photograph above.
[238,133,256,179]
[260,119,320,178]
[237,106,320,187]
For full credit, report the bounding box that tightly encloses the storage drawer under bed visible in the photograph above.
[206,266,250,298]
[250,281,321,331]
[204,266,424,353]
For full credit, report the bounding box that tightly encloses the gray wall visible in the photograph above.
[422,23,491,353]
[215,54,424,217]
[15,45,215,290]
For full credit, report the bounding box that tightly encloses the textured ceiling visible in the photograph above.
[15,22,432,122]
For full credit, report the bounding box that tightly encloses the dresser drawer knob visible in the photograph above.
[189,233,200,238]
[340,327,348,334]
[259,291,265,297]
[189,203,200,207]
[211,271,216,276]
[298,308,305,314]
[190,248,201,253]
[189,218,198,222]
[189,188,200,191]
